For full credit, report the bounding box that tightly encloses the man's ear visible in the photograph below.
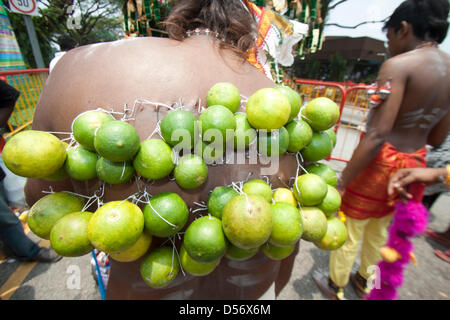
[398,21,412,39]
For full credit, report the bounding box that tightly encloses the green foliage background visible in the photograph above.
[5,0,123,68]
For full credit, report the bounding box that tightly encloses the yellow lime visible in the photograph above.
[109,232,152,262]
[3,130,66,178]
[272,188,297,207]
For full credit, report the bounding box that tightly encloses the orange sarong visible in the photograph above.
[341,142,427,220]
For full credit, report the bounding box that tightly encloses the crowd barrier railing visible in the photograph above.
[291,78,371,163]
[0,68,49,139]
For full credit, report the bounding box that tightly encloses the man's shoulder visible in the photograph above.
[66,37,176,60]
[384,48,450,67]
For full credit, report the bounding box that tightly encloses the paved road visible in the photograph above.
[1,165,449,300]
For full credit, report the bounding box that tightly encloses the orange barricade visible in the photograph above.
[0,68,49,139]
[332,85,371,162]
[286,78,371,163]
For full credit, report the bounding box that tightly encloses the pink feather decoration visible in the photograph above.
[366,200,428,300]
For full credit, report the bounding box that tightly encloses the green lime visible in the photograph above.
[180,244,220,276]
[109,231,152,262]
[261,242,296,260]
[184,215,227,264]
[94,120,140,162]
[72,110,115,151]
[317,185,342,217]
[88,200,144,253]
[324,128,337,147]
[143,192,189,238]
[242,179,273,202]
[301,132,333,162]
[222,194,273,249]
[234,113,257,150]
[300,207,328,242]
[65,146,98,181]
[207,186,239,219]
[174,154,208,189]
[140,246,179,289]
[199,105,236,143]
[96,157,135,184]
[272,188,297,207]
[50,211,94,257]
[293,173,328,206]
[314,216,347,250]
[301,97,340,131]
[246,88,291,131]
[305,163,338,187]
[225,243,259,261]
[160,109,197,149]
[27,192,85,240]
[285,120,313,153]
[270,203,303,247]
[206,82,241,113]
[273,85,302,123]
[41,140,70,181]
[257,126,289,157]
[133,139,175,180]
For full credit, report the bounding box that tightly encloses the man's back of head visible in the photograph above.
[58,35,77,52]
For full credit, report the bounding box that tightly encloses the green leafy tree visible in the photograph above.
[8,0,123,68]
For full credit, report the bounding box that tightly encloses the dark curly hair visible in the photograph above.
[383,0,450,43]
[162,0,258,60]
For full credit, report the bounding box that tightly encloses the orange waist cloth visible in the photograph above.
[341,142,427,220]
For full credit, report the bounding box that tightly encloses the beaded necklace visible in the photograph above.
[184,28,232,45]
[415,41,439,49]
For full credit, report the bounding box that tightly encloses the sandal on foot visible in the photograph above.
[435,249,450,263]
[312,271,345,300]
[351,272,371,299]
[424,229,450,248]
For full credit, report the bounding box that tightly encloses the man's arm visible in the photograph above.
[337,58,407,193]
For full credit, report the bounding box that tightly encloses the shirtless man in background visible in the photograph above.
[316,0,450,299]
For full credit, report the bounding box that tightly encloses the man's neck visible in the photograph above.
[406,39,439,52]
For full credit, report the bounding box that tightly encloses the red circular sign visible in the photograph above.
[9,0,37,14]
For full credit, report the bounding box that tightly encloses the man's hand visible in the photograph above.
[387,167,448,199]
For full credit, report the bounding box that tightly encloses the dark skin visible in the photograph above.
[388,166,450,245]
[337,21,450,195]
[24,35,300,299]
[387,167,448,199]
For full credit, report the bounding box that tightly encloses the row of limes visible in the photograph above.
[24,167,347,289]
[2,82,339,191]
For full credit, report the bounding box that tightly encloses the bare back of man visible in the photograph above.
[25,36,299,299]
[28,36,282,200]
[370,46,450,153]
